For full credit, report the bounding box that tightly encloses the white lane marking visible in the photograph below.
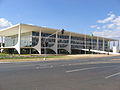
[66,66,116,73]
[36,65,54,69]
[105,72,120,79]
[36,67,40,69]
[61,65,65,66]
[50,65,53,68]
[66,67,97,73]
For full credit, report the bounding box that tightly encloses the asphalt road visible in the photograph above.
[0,56,120,90]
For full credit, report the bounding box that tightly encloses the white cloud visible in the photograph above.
[90,25,98,28]
[90,25,101,30]
[101,23,115,29]
[0,18,12,28]
[90,12,120,39]
[106,24,114,29]
[112,16,120,26]
[93,30,120,38]
[97,13,116,24]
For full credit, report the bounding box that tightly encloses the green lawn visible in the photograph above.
[0,53,64,59]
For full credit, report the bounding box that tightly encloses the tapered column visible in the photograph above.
[118,40,119,51]
[68,33,71,54]
[39,31,41,54]
[49,32,58,54]
[55,32,58,54]
[15,24,21,54]
[0,36,3,53]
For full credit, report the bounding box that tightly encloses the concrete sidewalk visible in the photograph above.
[0,54,120,63]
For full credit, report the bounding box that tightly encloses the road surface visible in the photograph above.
[0,56,120,90]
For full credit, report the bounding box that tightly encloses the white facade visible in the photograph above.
[0,24,118,54]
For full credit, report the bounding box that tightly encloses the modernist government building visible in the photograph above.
[0,24,118,54]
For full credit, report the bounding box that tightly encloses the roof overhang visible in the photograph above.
[0,24,117,41]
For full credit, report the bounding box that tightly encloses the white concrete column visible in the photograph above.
[49,32,58,54]
[68,33,71,54]
[1,36,3,47]
[58,33,71,54]
[90,35,94,54]
[113,41,115,46]
[33,30,41,54]
[103,38,105,51]
[55,32,58,54]
[108,40,110,52]
[113,46,118,53]
[0,36,3,53]
[118,40,119,52]
[39,31,41,54]
[14,24,21,54]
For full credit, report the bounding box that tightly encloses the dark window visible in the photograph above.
[32,32,39,36]
[32,37,39,46]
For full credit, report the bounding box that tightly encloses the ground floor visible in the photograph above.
[2,48,99,54]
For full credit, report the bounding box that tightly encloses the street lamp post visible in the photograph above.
[43,29,65,60]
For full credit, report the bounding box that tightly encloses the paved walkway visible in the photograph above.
[0,54,120,63]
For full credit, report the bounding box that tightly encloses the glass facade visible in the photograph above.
[21,32,32,47]
[4,31,109,54]
[5,32,38,47]
[32,31,39,46]
[5,35,18,47]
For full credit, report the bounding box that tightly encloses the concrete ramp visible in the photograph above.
[81,49,120,55]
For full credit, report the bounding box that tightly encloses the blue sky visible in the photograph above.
[0,0,120,35]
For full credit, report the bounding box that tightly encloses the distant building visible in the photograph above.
[0,24,118,54]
